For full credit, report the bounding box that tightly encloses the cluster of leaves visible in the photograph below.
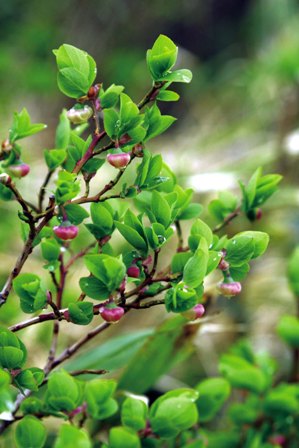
[0,34,294,447]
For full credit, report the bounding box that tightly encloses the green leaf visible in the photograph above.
[171,252,192,274]
[84,254,125,292]
[46,370,81,412]
[190,218,213,247]
[55,170,80,204]
[0,328,27,369]
[144,104,176,141]
[177,203,203,220]
[14,368,45,392]
[55,109,71,149]
[277,315,299,348]
[79,276,110,300]
[264,384,299,415]
[151,191,171,227]
[149,390,198,439]
[219,354,267,394]
[233,231,269,259]
[115,221,148,253]
[41,239,60,262]
[121,397,147,431]
[100,84,124,109]
[65,329,153,372]
[15,415,47,448]
[118,316,190,393]
[54,44,97,98]
[165,283,198,313]
[68,302,94,325]
[13,273,46,314]
[160,69,193,83]
[54,424,91,448]
[156,90,180,101]
[287,246,299,296]
[146,35,178,80]
[0,369,10,389]
[9,108,47,142]
[44,149,67,170]
[109,427,141,448]
[103,108,120,139]
[64,203,89,224]
[85,378,118,419]
[196,378,231,422]
[183,239,209,288]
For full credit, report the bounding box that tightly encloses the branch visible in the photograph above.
[50,321,110,370]
[38,169,54,212]
[213,207,241,233]
[0,201,55,307]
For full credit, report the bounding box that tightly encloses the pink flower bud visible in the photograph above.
[256,208,262,220]
[182,303,206,321]
[218,258,229,271]
[67,105,93,124]
[100,305,124,323]
[217,281,242,297]
[107,152,130,169]
[53,224,78,240]
[127,265,140,278]
[269,435,286,446]
[8,163,30,178]
[0,173,12,186]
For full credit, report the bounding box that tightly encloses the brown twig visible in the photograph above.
[213,207,241,233]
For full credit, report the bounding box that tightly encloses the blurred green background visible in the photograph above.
[0,0,299,392]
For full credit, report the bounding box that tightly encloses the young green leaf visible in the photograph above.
[54,44,97,98]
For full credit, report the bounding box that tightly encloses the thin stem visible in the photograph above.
[213,207,241,233]
[38,169,54,212]
[72,131,106,174]
[175,220,183,251]
[50,322,110,370]
[65,243,96,271]
[0,200,55,307]
[44,321,60,375]
[91,100,100,135]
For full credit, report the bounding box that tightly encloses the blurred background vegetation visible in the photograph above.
[0,0,299,402]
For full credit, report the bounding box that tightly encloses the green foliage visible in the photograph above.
[80,254,126,300]
[0,33,293,448]
[0,328,27,369]
[287,246,299,297]
[15,415,47,448]
[85,378,118,419]
[53,44,97,98]
[196,377,231,422]
[54,424,91,448]
[121,396,148,431]
[149,389,199,438]
[13,273,46,313]
[9,108,46,143]
[277,315,299,347]
[45,370,82,412]
[68,301,94,325]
